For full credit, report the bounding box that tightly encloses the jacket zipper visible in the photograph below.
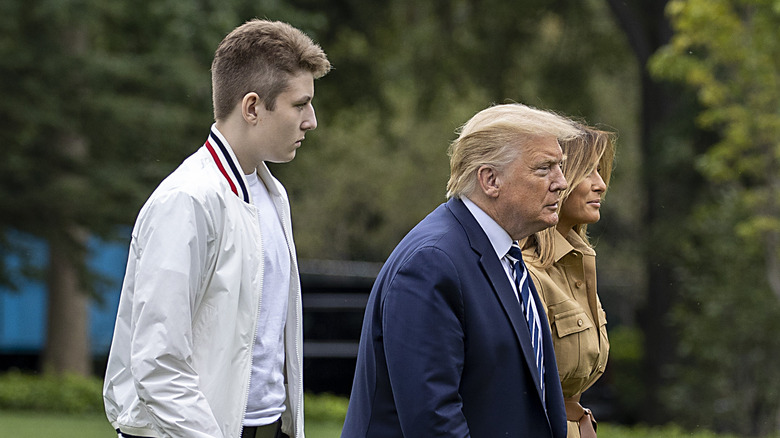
[279,198,304,438]
[240,206,264,437]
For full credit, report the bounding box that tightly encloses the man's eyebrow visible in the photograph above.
[541,154,564,164]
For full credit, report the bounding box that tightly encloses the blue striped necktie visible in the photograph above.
[506,243,545,400]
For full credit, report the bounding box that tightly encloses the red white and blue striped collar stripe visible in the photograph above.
[204,125,250,204]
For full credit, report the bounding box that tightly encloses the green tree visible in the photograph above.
[277,0,638,263]
[649,0,780,434]
[667,191,780,436]
[0,0,342,376]
[0,0,239,375]
[604,0,711,423]
[651,0,780,299]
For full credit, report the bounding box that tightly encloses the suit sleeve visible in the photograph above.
[381,247,470,438]
[129,191,223,438]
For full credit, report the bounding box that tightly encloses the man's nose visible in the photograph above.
[302,105,317,131]
[552,166,568,192]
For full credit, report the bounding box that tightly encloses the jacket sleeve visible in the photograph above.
[381,247,470,438]
[129,190,223,438]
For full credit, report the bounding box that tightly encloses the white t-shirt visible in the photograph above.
[243,170,290,426]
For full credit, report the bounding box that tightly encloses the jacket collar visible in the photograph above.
[204,124,251,204]
[553,229,596,262]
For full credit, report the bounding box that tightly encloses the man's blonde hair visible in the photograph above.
[211,19,331,120]
[446,103,582,199]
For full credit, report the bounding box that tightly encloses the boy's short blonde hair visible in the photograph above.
[211,19,331,120]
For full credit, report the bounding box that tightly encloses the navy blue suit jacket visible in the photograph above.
[342,198,567,438]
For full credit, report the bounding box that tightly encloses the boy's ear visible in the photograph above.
[241,92,261,124]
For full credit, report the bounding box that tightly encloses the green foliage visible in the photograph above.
[0,0,326,281]
[0,411,116,437]
[651,0,778,189]
[0,412,748,438]
[303,392,349,424]
[0,376,754,438]
[0,0,641,264]
[0,371,349,423]
[599,423,743,438]
[0,0,329,371]
[275,0,637,261]
[649,4,780,433]
[0,371,103,414]
[604,326,646,421]
[650,0,780,283]
[0,398,346,437]
[651,0,780,185]
[667,189,780,436]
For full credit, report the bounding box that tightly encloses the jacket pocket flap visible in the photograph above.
[554,310,594,337]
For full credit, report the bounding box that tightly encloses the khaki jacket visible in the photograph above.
[524,230,609,399]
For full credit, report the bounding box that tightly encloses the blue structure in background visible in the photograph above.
[0,233,378,395]
[0,232,128,358]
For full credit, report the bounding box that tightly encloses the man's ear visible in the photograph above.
[241,92,261,125]
[476,165,501,198]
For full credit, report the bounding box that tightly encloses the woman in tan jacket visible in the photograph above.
[523,125,616,438]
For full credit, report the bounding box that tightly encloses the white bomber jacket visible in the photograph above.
[103,125,304,438]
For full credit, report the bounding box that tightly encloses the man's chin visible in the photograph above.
[543,213,559,228]
[517,215,559,240]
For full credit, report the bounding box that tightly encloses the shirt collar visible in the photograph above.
[462,196,514,260]
[553,228,596,262]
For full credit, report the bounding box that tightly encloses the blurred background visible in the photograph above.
[0,0,779,436]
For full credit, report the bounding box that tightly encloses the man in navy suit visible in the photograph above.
[342,103,583,438]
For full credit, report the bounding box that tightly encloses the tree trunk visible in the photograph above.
[606,0,686,424]
[42,226,91,376]
[39,25,92,377]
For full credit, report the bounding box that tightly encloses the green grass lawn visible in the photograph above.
[0,410,344,437]
[0,411,751,438]
[0,411,116,437]
[0,372,755,437]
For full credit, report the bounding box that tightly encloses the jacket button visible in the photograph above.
[577,319,584,326]
[575,281,583,288]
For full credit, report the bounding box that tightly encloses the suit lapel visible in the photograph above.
[480,251,547,403]
[446,199,546,400]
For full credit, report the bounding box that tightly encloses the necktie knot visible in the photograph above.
[506,242,524,264]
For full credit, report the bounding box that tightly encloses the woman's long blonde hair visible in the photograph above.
[524,125,616,268]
